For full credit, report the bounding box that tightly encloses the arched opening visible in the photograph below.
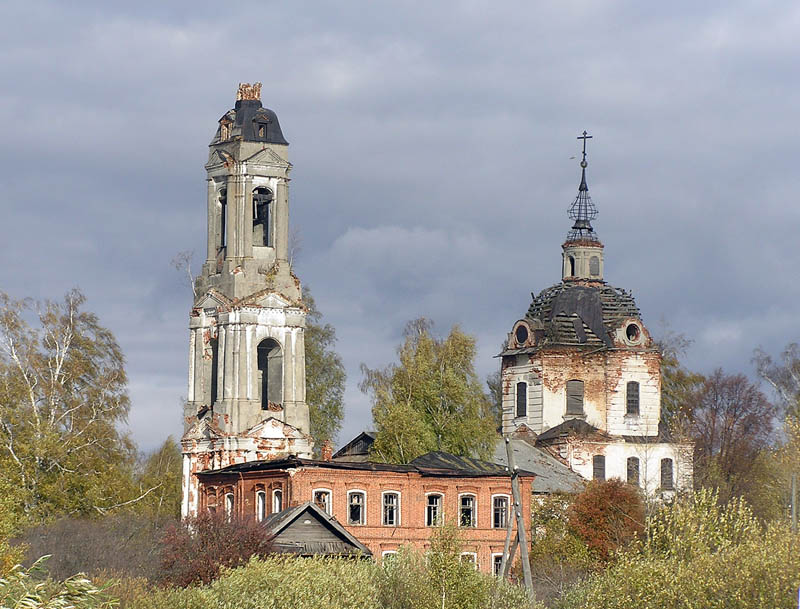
[218,188,228,249]
[210,337,219,406]
[516,381,527,417]
[256,338,282,409]
[252,187,273,247]
[568,256,576,277]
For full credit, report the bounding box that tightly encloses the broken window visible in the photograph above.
[272,488,283,513]
[566,380,585,415]
[661,458,674,490]
[493,554,504,577]
[426,494,442,526]
[516,381,527,417]
[348,491,365,525]
[593,455,605,481]
[515,323,529,346]
[220,121,231,140]
[492,495,509,529]
[224,492,234,520]
[313,489,331,514]
[218,188,228,249]
[210,337,219,406]
[459,494,476,527]
[258,124,266,138]
[626,381,640,416]
[460,553,477,568]
[252,187,273,247]
[256,490,266,522]
[257,338,282,409]
[383,492,399,526]
[590,256,600,276]
[627,456,640,486]
[626,323,641,342]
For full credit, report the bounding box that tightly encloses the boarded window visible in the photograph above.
[626,381,640,415]
[661,458,674,490]
[566,380,584,415]
[348,492,365,525]
[460,495,476,527]
[589,256,600,276]
[593,455,605,481]
[426,494,442,526]
[383,492,399,526]
[492,496,508,529]
[516,382,527,417]
[627,457,640,486]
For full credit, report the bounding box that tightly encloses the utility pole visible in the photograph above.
[504,435,534,600]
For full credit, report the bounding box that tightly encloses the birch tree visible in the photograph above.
[0,289,136,522]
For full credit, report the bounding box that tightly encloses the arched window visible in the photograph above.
[256,490,266,522]
[426,493,443,527]
[206,488,217,514]
[224,492,234,519]
[516,382,527,417]
[589,256,600,276]
[568,256,576,277]
[210,337,219,406]
[272,488,283,513]
[593,455,605,481]
[252,187,273,247]
[566,380,584,415]
[661,458,674,490]
[382,492,399,526]
[627,456,640,486]
[459,494,476,527]
[626,381,640,416]
[348,491,366,525]
[257,338,282,409]
[218,188,227,249]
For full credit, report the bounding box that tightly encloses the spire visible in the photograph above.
[566,131,599,243]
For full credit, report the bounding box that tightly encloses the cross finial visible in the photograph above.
[577,130,592,168]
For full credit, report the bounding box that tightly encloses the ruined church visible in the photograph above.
[179,86,691,566]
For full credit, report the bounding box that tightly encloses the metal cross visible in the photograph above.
[577,130,592,164]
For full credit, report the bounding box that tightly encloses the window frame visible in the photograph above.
[492,553,505,577]
[347,489,367,525]
[460,552,478,569]
[425,492,443,527]
[255,489,266,522]
[458,493,477,528]
[626,456,640,487]
[661,458,675,491]
[312,488,332,515]
[224,491,234,519]
[516,381,527,418]
[272,487,283,514]
[381,491,400,527]
[626,381,640,416]
[491,494,510,529]
[566,379,585,415]
[592,454,606,481]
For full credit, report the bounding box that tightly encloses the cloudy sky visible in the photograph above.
[2,1,798,453]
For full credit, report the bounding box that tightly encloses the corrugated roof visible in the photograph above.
[492,439,584,494]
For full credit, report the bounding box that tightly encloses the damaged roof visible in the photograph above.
[212,98,289,145]
[492,438,585,494]
[502,282,643,354]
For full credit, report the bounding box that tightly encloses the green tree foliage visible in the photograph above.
[656,329,704,432]
[302,286,346,453]
[134,436,182,520]
[0,290,136,523]
[485,370,503,430]
[566,480,645,563]
[562,490,800,609]
[361,319,497,463]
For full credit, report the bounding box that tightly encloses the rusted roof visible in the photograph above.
[492,438,584,494]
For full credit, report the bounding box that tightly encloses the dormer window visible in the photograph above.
[220,121,231,140]
[258,124,266,138]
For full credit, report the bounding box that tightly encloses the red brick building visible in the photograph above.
[197,451,534,575]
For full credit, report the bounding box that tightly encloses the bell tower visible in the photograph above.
[181,83,313,518]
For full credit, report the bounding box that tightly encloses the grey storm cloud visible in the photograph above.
[1,0,799,451]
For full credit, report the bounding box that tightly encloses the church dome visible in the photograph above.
[519,281,644,349]
[213,83,289,145]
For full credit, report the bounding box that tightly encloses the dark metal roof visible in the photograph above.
[332,431,376,461]
[501,282,643,353]
[213,99,289,145]
[199,450,534,478]
[535,419,608,443]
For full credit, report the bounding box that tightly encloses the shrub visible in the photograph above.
[158,511,274,587]
[566,479,645,562]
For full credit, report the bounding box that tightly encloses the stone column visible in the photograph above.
[206,179,216,263]
[243,177,253,258]
[276,178,289,262]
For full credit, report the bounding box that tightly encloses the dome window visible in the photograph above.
[514,323,529,346]
[625,323,641,342]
